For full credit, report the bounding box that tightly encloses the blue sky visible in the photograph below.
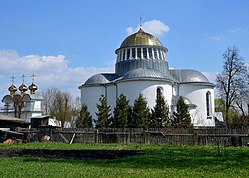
[0,0,249,100]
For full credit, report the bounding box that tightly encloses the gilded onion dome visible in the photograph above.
[8,84,17,96]
[19,83,28,94]
[119,28,163,48]
[29,83,38,94]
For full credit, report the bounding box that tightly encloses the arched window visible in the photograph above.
[206,91,212,117]
[127,48,130,60]
[132,48,136,59]
[122,50,125,61]
[156,87,163,98]
[148,48,153,59]
[137,48,141,59]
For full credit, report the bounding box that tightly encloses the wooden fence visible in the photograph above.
[16,127,249,146]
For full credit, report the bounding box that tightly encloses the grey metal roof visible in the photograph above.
[169,69,209,83]
[84,73,118,85]
[122,68,177,82]
[122,68,165,79]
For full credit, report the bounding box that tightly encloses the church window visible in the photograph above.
[158,49,162,60]
[137,48,141,59]
[206,91,212,117]
[148,48,153,59]
[156,87,163,97]
[127,49,130,60]
[162,51,165,60]
[132,48,136,59]
[122,50,125,61]
[143,48,147,59]
[153,48,158,59]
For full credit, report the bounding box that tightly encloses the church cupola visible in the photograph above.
[8,76,17,96]
[28,74,38,94]
[8,84,17,96]
[114,19,169,76]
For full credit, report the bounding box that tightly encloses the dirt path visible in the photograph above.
[0,149,141,160]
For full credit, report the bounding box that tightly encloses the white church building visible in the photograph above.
[79,27,215,127]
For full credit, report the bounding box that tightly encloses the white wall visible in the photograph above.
[106,84,117,114]
[179,83,215,126]
[81,85,105,120]
[117,80,173,109]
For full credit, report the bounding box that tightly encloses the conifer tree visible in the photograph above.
[112,94,131,128]
[172,96,193,128]
[150,88,169,128]
[95,95,111,128]
[131,94,150,128]
[76,103,93,128]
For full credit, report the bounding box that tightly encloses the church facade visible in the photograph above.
[79,27,215,127]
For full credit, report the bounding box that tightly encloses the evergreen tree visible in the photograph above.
[172,96,193,128]
[95,95,111,128]
[150,88,169,128]
[130,94,150,128]
[76,103,93,128]
[112,94,131,128]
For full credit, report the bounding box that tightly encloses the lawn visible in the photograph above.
[0,142,249,178]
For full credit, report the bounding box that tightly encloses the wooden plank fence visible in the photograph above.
[16,127,249,146]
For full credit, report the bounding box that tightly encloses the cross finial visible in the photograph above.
[140,16,142,28]
[31,74,36,83]
[21,74,26,84]
[10,76,16,85]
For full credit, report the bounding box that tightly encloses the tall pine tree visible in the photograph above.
[172,96,193,128]
[76,103,93,128]
[112,94,131,128]
[150,88,169,128]
[130,94,150,128]
[95,95,111,128]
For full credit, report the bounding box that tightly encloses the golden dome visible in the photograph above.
[120,28,163,48]
[8,84,17,95]
[29,83,38,94]
[19,84,28,93]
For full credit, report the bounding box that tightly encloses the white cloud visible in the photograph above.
[209,35,222,41]
[126,20,170,36]
[0,50,113,99]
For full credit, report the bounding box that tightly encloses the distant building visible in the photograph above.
[1,75,44,122]
[79,26,215,127]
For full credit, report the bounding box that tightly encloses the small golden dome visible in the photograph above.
[8,84,17,92]
[8,84,17,95]
[29,83,38,94]
[19,84,28,93]
[120,28,163,48]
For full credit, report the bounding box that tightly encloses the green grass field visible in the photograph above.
[0,142,249,178]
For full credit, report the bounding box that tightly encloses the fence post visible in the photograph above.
[50,127,53,141]
[193,129,197,145]
[143,129,147,144]
[95,129,99,143]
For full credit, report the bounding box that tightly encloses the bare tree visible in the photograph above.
[41,88,73,127]
[216,46,248,127]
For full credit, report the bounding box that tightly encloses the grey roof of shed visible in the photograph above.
[169,69,210,83]
[0,113,30,124]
